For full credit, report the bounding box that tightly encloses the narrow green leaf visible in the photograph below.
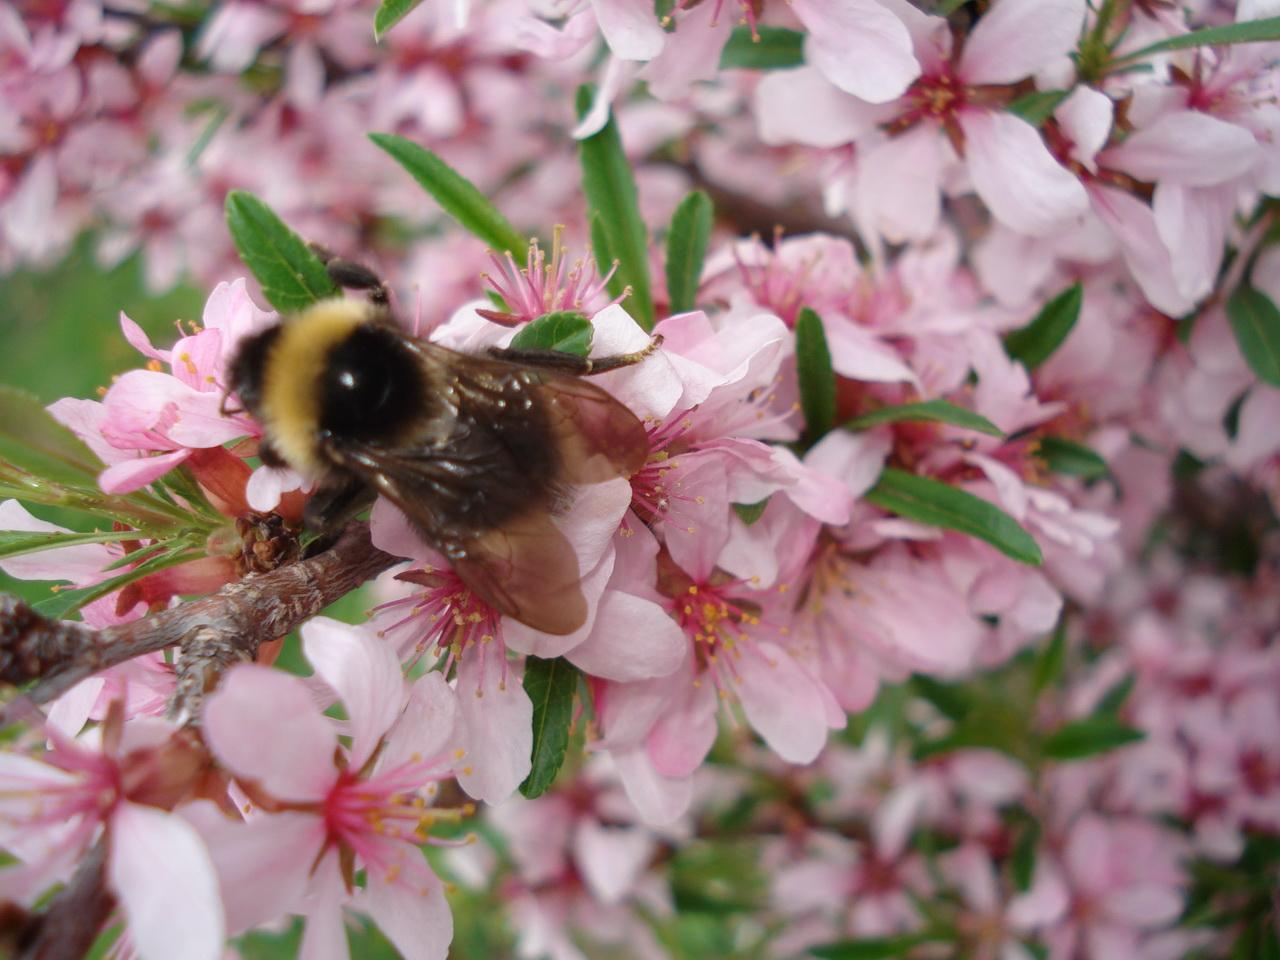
[1008,89,1069,126]
[1004,283,1082,370]
[845,400,1002,437]
[576,86,655,330]
[1032,621,1067,695]
[1094,674,1137,716]
[910,674,973,722]
[1226,285,1280,386]
[795,307,836,442]
[865,469,1043,565]
[665,190,713,314]
[225,191,337,313]
[1115,16,1280,63]
[589,213,626,304]
[0,386,102,486]
[519,656,580,799]
[368,133,527,257]
[30,547,198,619]
[373,0,423,39]
[732,498,769,525]
[508,311,594,357]
[1037,436,1110,479]
[0,529,143,560]
[718,25,804,70]
[811,933,942,959]
[1042,717,1144,760]
[1011,818,1040,891]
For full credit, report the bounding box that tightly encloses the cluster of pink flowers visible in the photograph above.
[1,0,1278,956]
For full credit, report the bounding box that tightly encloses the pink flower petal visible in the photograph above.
[363,861,453,960]
[611,747,693,825]
[591,0,665,60]
[959,109,1088,235]
[793,0,919,103]
[302,619,405,769]
[959,0,1085,85]
[572,820,655,905]
[855,125,945,241]
[638,0,732,100]
[1104,885,1184,927]
[645,678,718,777]
[98,450,193,494]
[380,672,460,773]
[1055,85,1113,170]
[735,642,831,763]
[1101,110,1259,186]
[454,651,532,804]
[203,664,337,803]
[804,430,891,501]
[298,852,351,960]
[0,499,114,583]
[1007,858,1069,929]
[1088,184,1193,316]
[568,590,685,682]
[755,67,891,148]
[108,803,225,960]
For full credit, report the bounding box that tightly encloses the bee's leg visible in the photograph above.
[488,335,663,376]
[308,244,390,308]
[301,478,376,558]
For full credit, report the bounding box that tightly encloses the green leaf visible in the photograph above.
[224,191,337,313]
[588,213,626,305]
[1004,282,1082,370]
[732,498,769,525]
[844,400,1002,437]
[1226,284,1280,386]
[865,469,1043,565]
[0,386,102,486]
[508,311,594,357]
[576,86,655,331]
[1115,15,1280,63]
[1032,621,1067,695]
[1011,818,1040,892]
[665,190,713,314]
[1094,673,1137,716]
[811,933,942,959]
[1037,436,1110,479]
[519,656,580,799]
[30,546,198,619]
[910,674,973,722]
[796,307,837,442]
[368,133,527,257]
[373,0,423,39]
[1042,717,1144,761]
[1008,89,1070,126]
[0,529,142,560]
[718,25,805,70]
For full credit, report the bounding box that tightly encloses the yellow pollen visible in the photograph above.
[454,748,467,759]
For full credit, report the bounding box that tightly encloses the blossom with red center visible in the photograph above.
[201,617,466,960]
[0,703,224,960]
[477,227,622,327]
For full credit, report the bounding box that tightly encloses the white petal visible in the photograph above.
[793,0,919,103]
[363,862,453,960]
[109,803,225,960]
[959,0,1085,84]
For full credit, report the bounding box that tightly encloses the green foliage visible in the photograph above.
[224,191,338,312]
[665,190,713,315]
[369,133,528,257]
[509,311,594,356]
[576,86,656,330]
[519,656,581,798]
[844,400,1002,437]
[732,498,770,525]
[1042,716,1144,760]
[1114,15,1280,64]
[1003,282,1082,370]
[373,0,425,39]
[1007,89,1070,126]
[1037,436,1110,479]
[864,469,1043,565]
[1226,284,1280,386]
[719,26,805,70]
[795,307,837,442]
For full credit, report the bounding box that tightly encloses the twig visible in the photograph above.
[16,841,114,960]
[0,523,396,726]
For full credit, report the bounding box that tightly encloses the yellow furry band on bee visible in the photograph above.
[259,297,372,476]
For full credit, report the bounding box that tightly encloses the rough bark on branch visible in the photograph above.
[0,523,396,726]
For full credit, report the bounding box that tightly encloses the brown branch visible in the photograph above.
[0,523,396,727]
[15,841,114,960]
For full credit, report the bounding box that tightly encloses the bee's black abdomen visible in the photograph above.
[227,325,282,419]
[320,325,426,442]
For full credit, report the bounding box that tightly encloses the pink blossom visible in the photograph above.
[201,617,464,959]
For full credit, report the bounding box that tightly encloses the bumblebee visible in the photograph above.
[226,256,654,636]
